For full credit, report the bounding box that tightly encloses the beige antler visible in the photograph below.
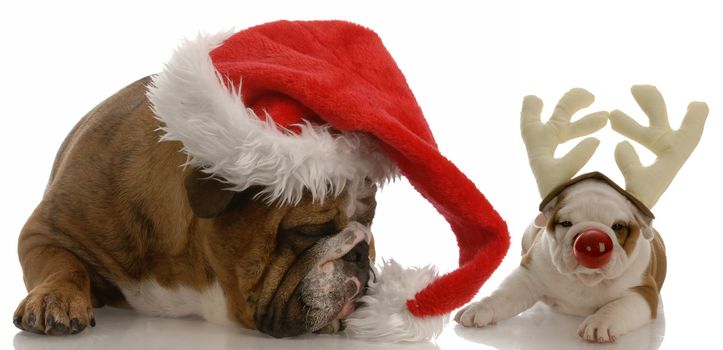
[521,88,609,198]
[610,85,708,209]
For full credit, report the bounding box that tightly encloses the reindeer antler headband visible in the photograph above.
[522,85,708,211]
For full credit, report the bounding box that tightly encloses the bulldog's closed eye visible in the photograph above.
[279,221,338,254]
[294,221,337,237]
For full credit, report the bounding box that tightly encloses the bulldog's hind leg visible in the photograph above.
[13,228,94,335]
[455,267,540,327]
[577,291,654,343]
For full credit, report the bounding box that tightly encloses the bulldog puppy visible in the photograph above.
[455,175,666,343]
[13,77,377,337]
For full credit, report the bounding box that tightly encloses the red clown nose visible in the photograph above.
[573,229,613,269]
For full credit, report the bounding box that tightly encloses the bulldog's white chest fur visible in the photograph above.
[120,280,233,326]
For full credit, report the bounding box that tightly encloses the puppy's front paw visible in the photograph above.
[454,300,495,328]
[13,285,94,336]
[578,314,619,343]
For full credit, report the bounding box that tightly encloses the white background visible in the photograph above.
[1,1,720,349]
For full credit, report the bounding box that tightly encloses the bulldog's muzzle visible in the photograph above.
[299,222,371,330]
[255,222,372,337]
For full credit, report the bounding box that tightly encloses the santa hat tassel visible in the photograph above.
[344,260,447,342]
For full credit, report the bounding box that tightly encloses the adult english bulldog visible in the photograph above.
[12,21,510,342]
[456,86,707,343]
[13,77,376,337]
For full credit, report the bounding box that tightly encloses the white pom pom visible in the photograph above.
[344,259,449,342]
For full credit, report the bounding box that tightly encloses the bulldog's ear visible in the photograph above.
[634,209,655,240]
[184,168,236,218]
[534,197,558,228]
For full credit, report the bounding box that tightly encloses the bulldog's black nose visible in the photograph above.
[342,241,369,267]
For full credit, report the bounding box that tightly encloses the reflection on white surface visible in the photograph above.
[450,303,665,350]
[12,302,665,350]
[12,307,439,350]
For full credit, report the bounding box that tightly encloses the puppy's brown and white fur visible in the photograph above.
[455,178,666,343]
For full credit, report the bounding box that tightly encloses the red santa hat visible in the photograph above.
[147,20,509,342]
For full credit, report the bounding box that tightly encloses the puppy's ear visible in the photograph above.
[534,197,558,228]
[184,168,236,218]
[634,209,655,240]
[533,212,547,228]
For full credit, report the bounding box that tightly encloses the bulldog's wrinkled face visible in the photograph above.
[538,179,654,286]
[185,170,377,338]
[253,183,376,337]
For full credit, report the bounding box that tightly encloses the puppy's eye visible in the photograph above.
[558,221,573,228]
[612,223,625,231]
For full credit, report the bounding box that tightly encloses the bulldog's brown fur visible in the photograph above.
[13,77,375,337]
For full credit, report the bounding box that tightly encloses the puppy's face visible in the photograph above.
[185,170,376,337]
[538,179,653,286]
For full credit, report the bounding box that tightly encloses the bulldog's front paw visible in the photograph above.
[455,300,496,328]
[578,314,619,343]
[13,285,94,335]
